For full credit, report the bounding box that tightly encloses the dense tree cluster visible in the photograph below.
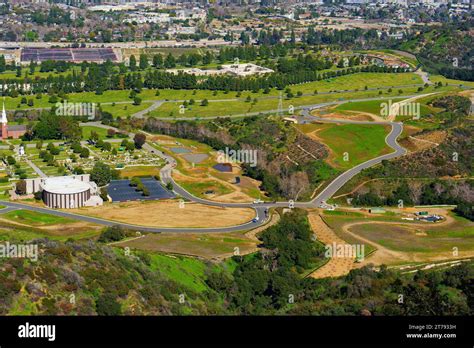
[32,113,81,141]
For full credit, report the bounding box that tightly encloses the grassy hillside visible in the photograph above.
[299,123,390,169]
[0,210,472,316]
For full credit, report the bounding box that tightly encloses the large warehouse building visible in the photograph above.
[22,175,103,209]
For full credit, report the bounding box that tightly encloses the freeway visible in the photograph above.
[0,103,407,233]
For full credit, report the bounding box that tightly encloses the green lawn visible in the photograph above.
[306,123,391,169]
[0,72,427,111]
[148,84,458,119]
[149,100,256,119]
[81,125,110,140]
[179,180,233,199]
[289,72,422,95]
[100,102,153,118]
[335,98,407,116]
[2,210,76,226]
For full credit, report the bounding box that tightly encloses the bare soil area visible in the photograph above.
[69,200,255,228]
[308,212,356,279]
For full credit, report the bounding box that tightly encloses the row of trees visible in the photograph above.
[0,51,407,96]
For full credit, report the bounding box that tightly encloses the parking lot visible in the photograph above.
[108,177,175,202]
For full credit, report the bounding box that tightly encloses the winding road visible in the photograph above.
[0,103,408,233]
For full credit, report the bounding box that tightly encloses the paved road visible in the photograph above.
[133,101,164,118]
[306,120,406,207]
[0,102,408,233]
[25,159,47,178]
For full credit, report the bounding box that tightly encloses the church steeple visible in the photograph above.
[1,99,8,140]
[1,100,7,124]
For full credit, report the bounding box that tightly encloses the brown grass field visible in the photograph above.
[115,231,258,259]
[322,208,474,267]
[68,200,256,228]
[308,212,356,279]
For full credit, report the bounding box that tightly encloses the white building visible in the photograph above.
[22,174,103,209]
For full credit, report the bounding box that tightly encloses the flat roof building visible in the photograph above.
[21,175,103,209]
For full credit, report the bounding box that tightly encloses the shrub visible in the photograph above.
[15,180,27,195]
[97,226,126,243]
[95,292,122,316]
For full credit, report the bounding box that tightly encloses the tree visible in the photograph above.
[95,292,122,316]
[0,55,5,73]
[15,180,27,195]
[130,177,141,187]
[98,225,127,243]
[133,133,146,149]
[139,54,149,70]
[90,162,112,187]
[164,53,176,68]
[33,113,81,141]
[201,99,209,106]
[100,187,108,202]
[133,96,142,106]
[106,129,116,138]
[126,142,135,152]
[80,147,90,158]
[73,166,84,174]
[152,54,163,68]
[6,156,16,165]
[103,142,112,151]
[129,55,137,71]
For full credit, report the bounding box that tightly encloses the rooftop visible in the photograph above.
[41,176,91,194]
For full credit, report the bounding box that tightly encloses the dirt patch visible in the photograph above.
[312,107,386,122]
[174,170,255,203]
[308,213,356,279]
[401,130,447,153]
[68,200,255,228]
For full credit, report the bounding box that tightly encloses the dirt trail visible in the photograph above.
[308,213,356,279]
[387,93,438,121]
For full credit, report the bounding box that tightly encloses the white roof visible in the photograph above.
[41,176,90,194]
